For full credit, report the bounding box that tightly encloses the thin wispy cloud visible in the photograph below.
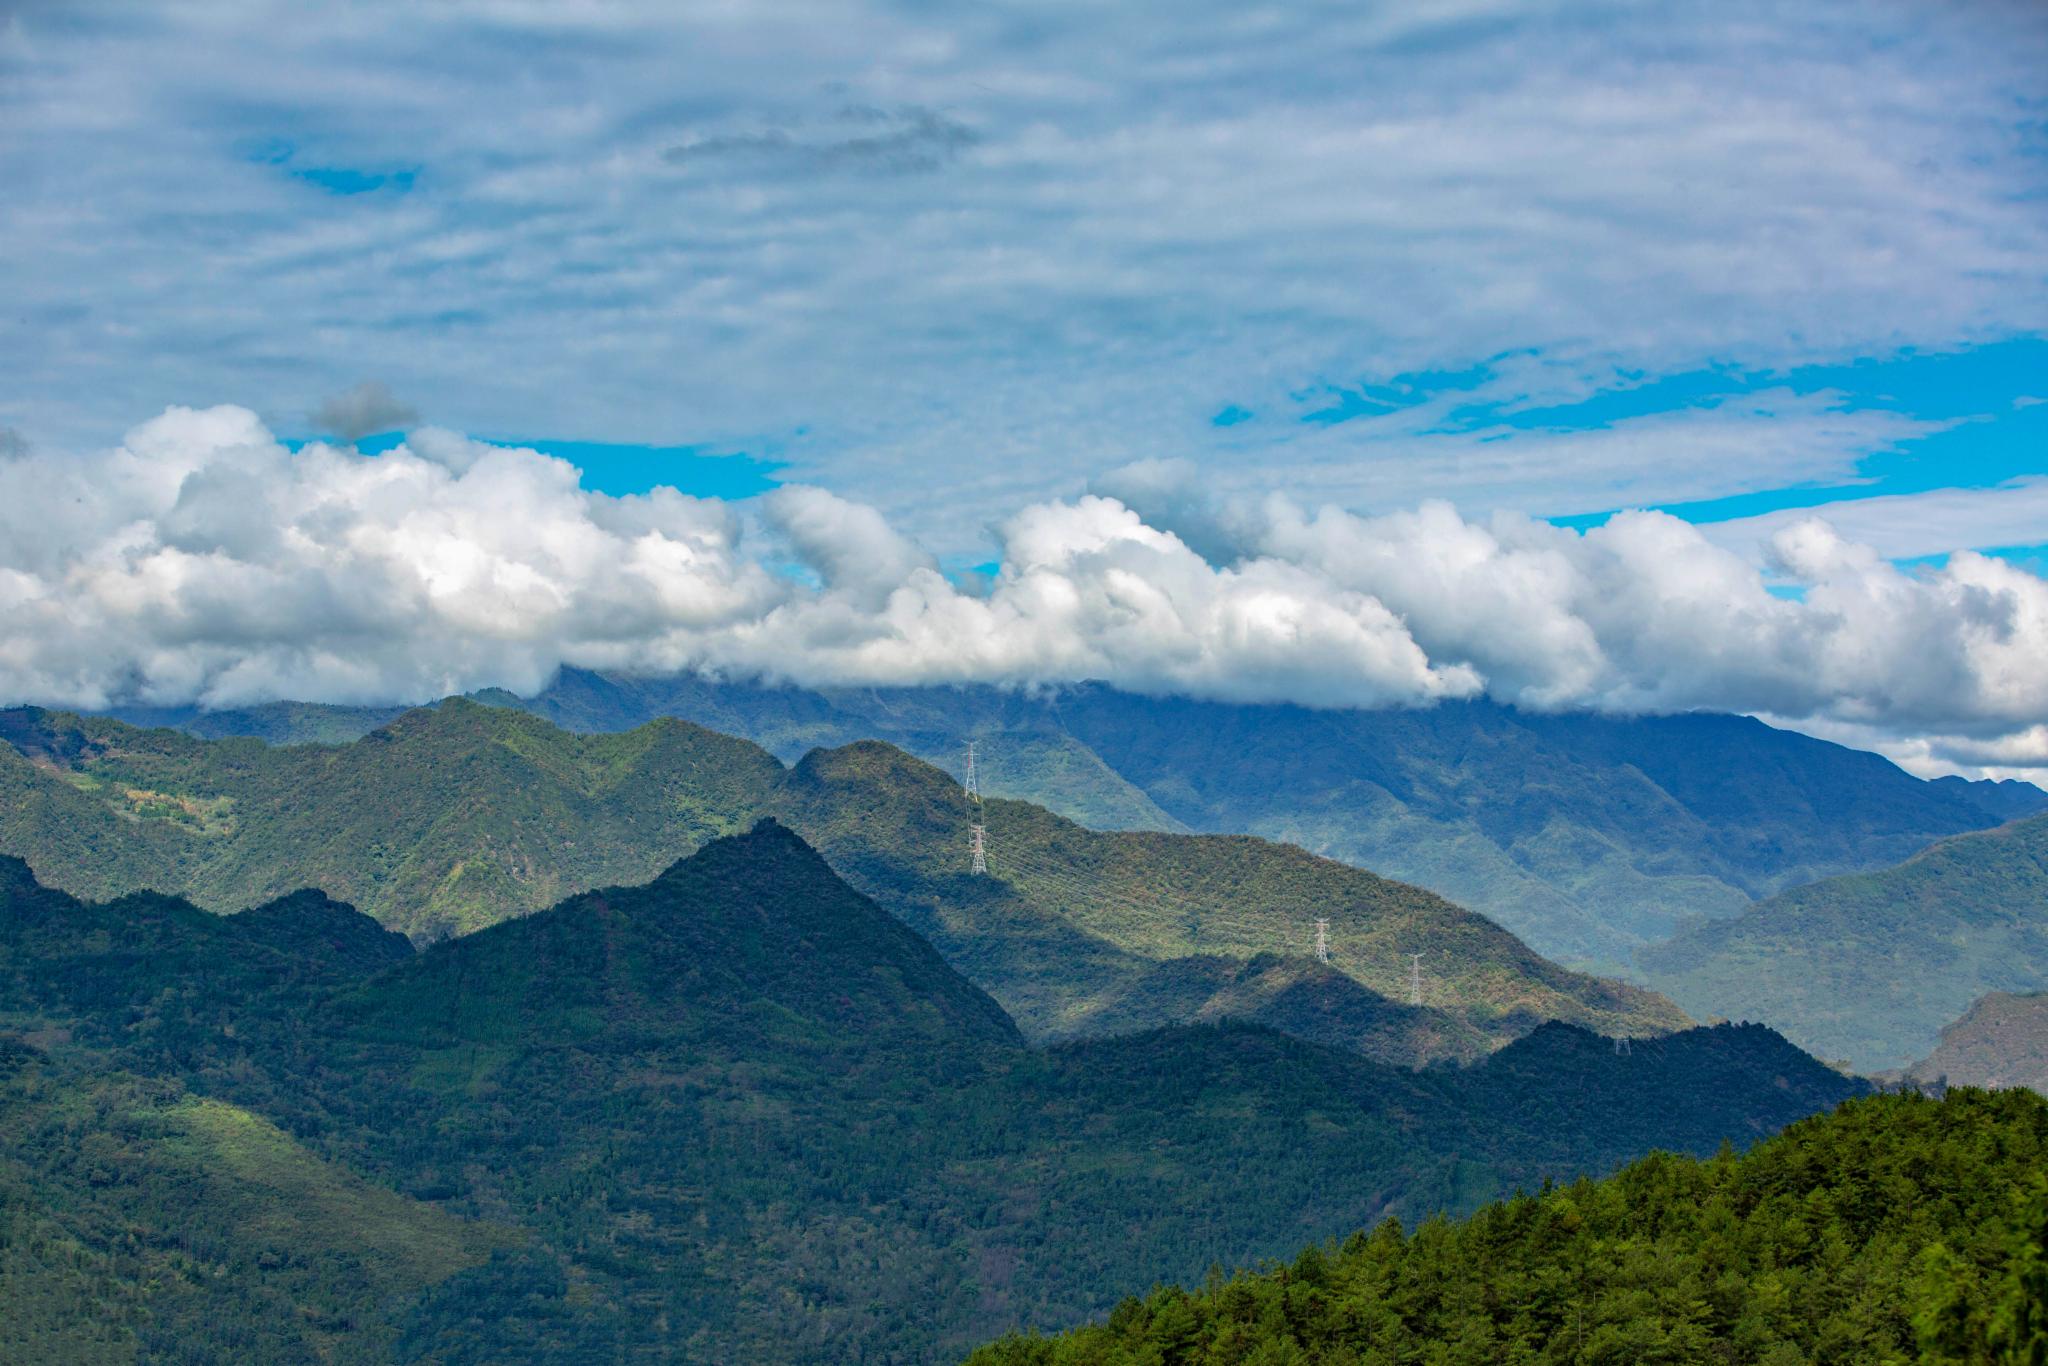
[1,0,2042,553]
[664,105,977,175]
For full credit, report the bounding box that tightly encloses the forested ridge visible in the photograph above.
[0,701,1682,1067]
[966,1087,2048,1366]
[0,831,1864,1362]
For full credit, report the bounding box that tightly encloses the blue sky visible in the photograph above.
[363,332,2045,578]
[345,433,787,502]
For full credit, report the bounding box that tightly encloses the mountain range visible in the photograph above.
[0,699,1681,1067]
[105,669,2047,968]
[1,828,1865,1362]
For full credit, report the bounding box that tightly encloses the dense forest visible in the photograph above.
[0,830,1862,1362]
[966,1087,2048,1365]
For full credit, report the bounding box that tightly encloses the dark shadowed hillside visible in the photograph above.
[0,836,1862,1363]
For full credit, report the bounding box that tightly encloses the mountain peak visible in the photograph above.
[652,815,820,882]
[230,888,415,974]
[362,815,1024,1052]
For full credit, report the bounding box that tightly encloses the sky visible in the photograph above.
[1,0,2045,780]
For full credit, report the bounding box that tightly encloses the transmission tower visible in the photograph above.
[1408,953,1424,1007]
[1314,918,1331,964]
[963,740,981,803]
[970,822,987,876]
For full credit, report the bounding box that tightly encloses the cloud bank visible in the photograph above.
[3,407,2043,780]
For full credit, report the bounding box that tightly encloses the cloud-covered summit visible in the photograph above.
[3,406,2042,781]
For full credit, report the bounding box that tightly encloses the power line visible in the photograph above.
[990,845,1336,961]
[968,826,1428,1001]
[964,739,985,874]
[992,845,1337,948]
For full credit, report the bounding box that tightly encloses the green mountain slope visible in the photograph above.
[0,866,504,1364]
[0,705,1684,1065]
[479,671,2042,966]
[0,837,1861,1363]
[1906,991,2048,1095]
[0,1059,508,1366]
[499,669,1193,832]
[83,671,2045,967]
[763,739,1688,1057]
[964,1085,2048,1366]
[0,700,782,938]
[1640,812,2048,1072]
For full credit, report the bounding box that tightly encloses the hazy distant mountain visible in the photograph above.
[1905,990,2048,1095]
[0,701,1684,1066]
[1639,812,2048,1072]
[1928,774,2048,824]
[0,833,1863,1362]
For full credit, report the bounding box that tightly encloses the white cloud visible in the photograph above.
[3,406,2045,785]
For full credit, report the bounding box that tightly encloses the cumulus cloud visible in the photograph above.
[312,381,420,443]
[2,406,2045,784]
